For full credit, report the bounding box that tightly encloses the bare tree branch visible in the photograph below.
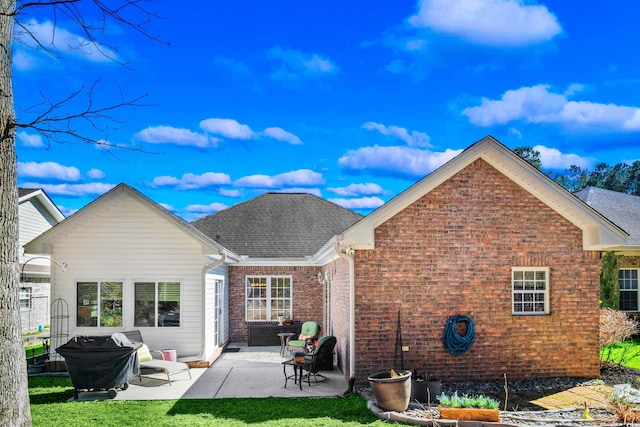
[15,78,162,153]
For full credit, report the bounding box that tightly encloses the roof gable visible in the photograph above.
[24,183,233,257]
[341,136,627,250]
[19,188,65,223]
[192,192,362,259]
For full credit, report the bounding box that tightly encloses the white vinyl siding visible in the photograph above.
[47,192,211,358]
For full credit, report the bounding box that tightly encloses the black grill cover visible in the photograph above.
[57,333,141,391]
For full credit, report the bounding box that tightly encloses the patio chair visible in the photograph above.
[122,330,191,385]
[286,321,320,353]
[302,335,337,382]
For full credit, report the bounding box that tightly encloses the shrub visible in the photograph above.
[437,392,499,409]
[600,308,639,347]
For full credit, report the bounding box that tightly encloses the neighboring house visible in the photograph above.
[19,188,65,333]
[574,187,640,311]
[25,136,633,386]
[24,185,241,363]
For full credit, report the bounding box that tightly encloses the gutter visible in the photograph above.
[198,253,226,361]
[334,241,356,394]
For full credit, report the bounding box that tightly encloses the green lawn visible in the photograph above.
[601,338,640,369]
[29,377,386,427]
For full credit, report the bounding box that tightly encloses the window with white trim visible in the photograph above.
[19,287,31,309]
[77,281,123,327]
[134,282,181,327]
[619,269,639,311]
[512,267,549,315]
[245,276,291,321]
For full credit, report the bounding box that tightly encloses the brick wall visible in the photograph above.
[620,256,640,268]
[228,265,324,343]
[351,159,601,386]
[327,258,351,377]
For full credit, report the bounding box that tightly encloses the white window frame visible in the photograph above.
[134,281,182,328]
[512,267,550,315]
[619,269,639,311]
[19,287,31,309]
[245,275,292,321]
[76,281,123,327]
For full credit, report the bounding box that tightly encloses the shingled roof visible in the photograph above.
[191,193,363,258]
[574,187,640,245]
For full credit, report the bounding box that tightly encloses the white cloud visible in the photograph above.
[339,145,462,178]
[263,127,303,145]
[185,202,228,214]
[327,183,384,197]
[409,0,562,46]
[17,19,118,62]
[463,84,640,131]
[152,172,231,190]
[136,126,217,148]
[13,49,38,71]
[199,118,254,140]
[328,196,385,210]
[363,122,431,147]
[267,46,338,82]
[235,169,324,188]
[533,145,595,170]
[57,205,78,217]
[18,161,81,181]
[159,203,175,212]
[87,168,105,179]
[17,131,44,147]
[20,182,115,196]
[219,188,241,198]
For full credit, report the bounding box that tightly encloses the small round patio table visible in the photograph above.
[282,358,312,390]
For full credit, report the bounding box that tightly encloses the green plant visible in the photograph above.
[600,252,620,309]
[437,392,499,409]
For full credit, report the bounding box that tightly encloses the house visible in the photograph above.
[25,185,241,363]
[26,136,630,386]
[19,188,65,333]
[574,187,640,311]
[191,192,363,345]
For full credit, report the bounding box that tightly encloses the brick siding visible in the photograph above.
[350,159,601,386]
[228,265,324,343]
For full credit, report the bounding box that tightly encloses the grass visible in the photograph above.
[601,338,640,369]
[25,343,45,359]
[29,376,385,427]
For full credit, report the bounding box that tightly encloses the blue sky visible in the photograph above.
[14,0,640,220]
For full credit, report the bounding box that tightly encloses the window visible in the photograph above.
[246,276,291,321]
[19,287,31,309]
[77,282,123,327]
[512,268,549,315]
[134,282,180,327]
[619,269,639,311]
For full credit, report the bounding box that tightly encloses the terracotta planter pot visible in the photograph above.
[438,407,500,422]
[368,371,412,412]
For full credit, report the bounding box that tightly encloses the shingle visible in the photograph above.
[574,187,640,245]
[191,193,363,258]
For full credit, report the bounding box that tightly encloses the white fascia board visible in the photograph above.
[312,235,341,265]
[20,189,65,223]
[236,257,321,267]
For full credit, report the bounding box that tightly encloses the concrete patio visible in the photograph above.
[71,344,349,401]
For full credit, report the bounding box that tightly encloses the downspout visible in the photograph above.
[334,241,356,394]
[198,253,226,361]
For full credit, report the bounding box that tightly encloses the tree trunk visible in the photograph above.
[0,0,33,424]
